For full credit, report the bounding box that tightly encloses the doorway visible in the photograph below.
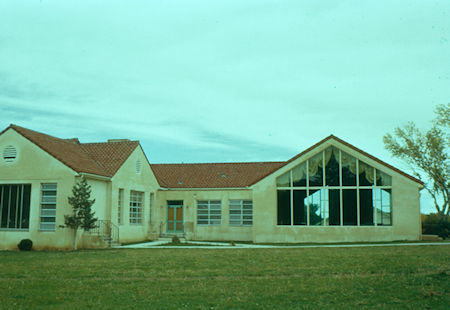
[167,200,183,233]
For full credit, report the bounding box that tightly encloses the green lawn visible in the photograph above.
[0,246,449,309]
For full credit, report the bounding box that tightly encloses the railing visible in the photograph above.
[89,220,119,246]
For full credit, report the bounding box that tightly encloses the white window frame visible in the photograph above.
[40,183,57,231]
[276,147,393,227]
[197,200,221,225]
[118,188,124,225]
[229,200,253,226]
[129,190,144,225]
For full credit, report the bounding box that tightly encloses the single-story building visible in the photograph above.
[0,124,423,249]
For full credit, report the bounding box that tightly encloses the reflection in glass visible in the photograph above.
[359,161,374,186]
[308,189,327,225]
[376,170,392,186]
[325,148,339,186]
[341,151,357,186]
[292,163,307,187]
[277,171,290,187]
[309,152,323,186]
[375,189,391,225]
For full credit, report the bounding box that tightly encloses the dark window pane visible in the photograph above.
[360,189,374,226]
[341,152,357,186]
[329,189,340,225]
[293,190,307,225]
[376,170,392,186]
[308,152,323,186]
[325,148,339,186]
[343,189,357,226]
[0,185,8,228]
[9,185,17,228]
[359,161,375,186]
[277,190,291,225]
[292,163,307,187]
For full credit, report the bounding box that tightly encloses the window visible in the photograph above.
[130,191,144,224]
[118,189,124,225]
[277,146,393,227]
[0,184,31,229]
[40,183,57,231]
[197,200,221,225]
[229,200,253,226]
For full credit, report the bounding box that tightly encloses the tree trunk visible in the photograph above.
[72,228,78,251]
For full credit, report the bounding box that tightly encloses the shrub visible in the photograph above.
[17,239,33,251]
[171,235,180,244]
[422,214,450,239]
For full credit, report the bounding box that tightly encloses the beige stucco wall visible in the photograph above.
[157,189,253,241]
[251,139,422,243]
[110,146,160,243]
[0,129,79,250]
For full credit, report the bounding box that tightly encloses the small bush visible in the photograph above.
[422,214,450,239]
[230,241,236,246]
[171,235,180,244]
[18,239,33,251]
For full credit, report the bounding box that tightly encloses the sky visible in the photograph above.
[0,0,449,213]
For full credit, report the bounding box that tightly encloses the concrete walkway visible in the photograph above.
[116,240,450,249]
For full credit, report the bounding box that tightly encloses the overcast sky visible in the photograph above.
[0,1,448,213]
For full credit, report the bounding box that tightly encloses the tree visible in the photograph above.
[383,103,449,215]
[64,176,97,250]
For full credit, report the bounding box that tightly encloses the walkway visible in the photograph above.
[117,240,450,249]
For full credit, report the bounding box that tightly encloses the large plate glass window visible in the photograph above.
[276,146,393,227]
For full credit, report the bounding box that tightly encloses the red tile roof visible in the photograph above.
[151,135,423,188]
[5,124,138,177]
[151,162,285,188]
[2,125,422,187]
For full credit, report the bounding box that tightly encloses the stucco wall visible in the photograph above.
[251,139,422,243]
[0,129,79,250]
[110,146,160,243]
[158,189,253,241]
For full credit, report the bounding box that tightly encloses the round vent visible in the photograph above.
[3,145,17,162]
[136,159,142,174]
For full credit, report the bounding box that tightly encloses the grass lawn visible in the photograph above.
[0,246,449,309]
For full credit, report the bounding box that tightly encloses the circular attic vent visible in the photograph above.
[3,145,17,163]
[136,159,142,174]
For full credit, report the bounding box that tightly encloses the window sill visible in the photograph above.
[0,229,29,232]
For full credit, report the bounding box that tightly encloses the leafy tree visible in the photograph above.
[64,176,97,250]
[383,103,449,215]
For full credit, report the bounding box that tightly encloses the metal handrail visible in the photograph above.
[89,220,120,246]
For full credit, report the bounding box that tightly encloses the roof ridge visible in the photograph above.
[81,140,139,145]
[151,161,286,166]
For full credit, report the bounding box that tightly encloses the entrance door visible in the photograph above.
[167,201,183,233]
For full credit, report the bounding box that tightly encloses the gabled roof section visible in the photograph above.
[3,124,139,178]
[283,135,423,185]
[81,141,140,176]
[151,135,423,188]
[151,162,285,189]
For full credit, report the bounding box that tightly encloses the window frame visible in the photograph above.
[229,200,253,226]
[197,200,222,226]
[39,183,57,231]
[0,184,31,230]
[276,147,393,227]
[129,190,144,225]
